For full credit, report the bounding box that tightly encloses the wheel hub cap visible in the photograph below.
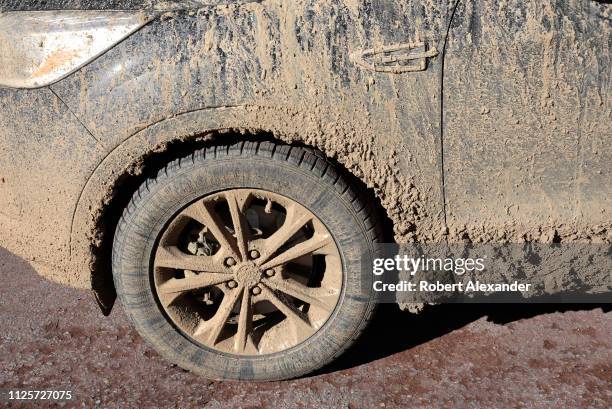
[234,262,262,288]
[152,188,343,356]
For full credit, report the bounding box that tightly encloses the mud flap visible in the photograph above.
[92,276,116,316]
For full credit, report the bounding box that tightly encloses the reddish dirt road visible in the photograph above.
[1,247,610,408]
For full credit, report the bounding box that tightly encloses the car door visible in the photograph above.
[443,0,611,241]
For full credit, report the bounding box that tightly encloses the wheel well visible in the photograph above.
[92,130,394,314]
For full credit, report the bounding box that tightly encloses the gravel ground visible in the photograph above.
[0,247,610,408]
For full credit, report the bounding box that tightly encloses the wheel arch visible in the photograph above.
[71,106,395,315]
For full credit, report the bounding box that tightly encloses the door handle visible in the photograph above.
[350,41,438,73]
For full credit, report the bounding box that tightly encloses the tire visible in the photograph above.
[112,141,382,381]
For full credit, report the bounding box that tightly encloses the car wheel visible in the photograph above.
[112,141,382,380]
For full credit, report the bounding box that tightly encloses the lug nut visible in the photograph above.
[227,280,238,289]
[251,286,262,295]
[264,269,275,277]
[249,250,260,259]
[224,257,236,267]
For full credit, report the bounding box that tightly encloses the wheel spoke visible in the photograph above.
[259,206,312,263]
[194,286,243,345]
[234,287,253,353]
[259,234,333,270]
[155,246,227,273]
[158,273,232,294]
[183,200,239,259]
[262,277,338,310]
[225,190,250,262]
[260,285,312,337]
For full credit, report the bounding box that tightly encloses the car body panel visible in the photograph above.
[443,0,611,242]
[0,87,103,284]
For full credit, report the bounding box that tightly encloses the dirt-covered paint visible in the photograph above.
[0,0,610,313]
[443,0,611,244]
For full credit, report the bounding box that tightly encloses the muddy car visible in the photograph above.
[0,1,609,380]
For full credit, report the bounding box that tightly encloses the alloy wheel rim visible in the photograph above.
[152,188,343,355]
